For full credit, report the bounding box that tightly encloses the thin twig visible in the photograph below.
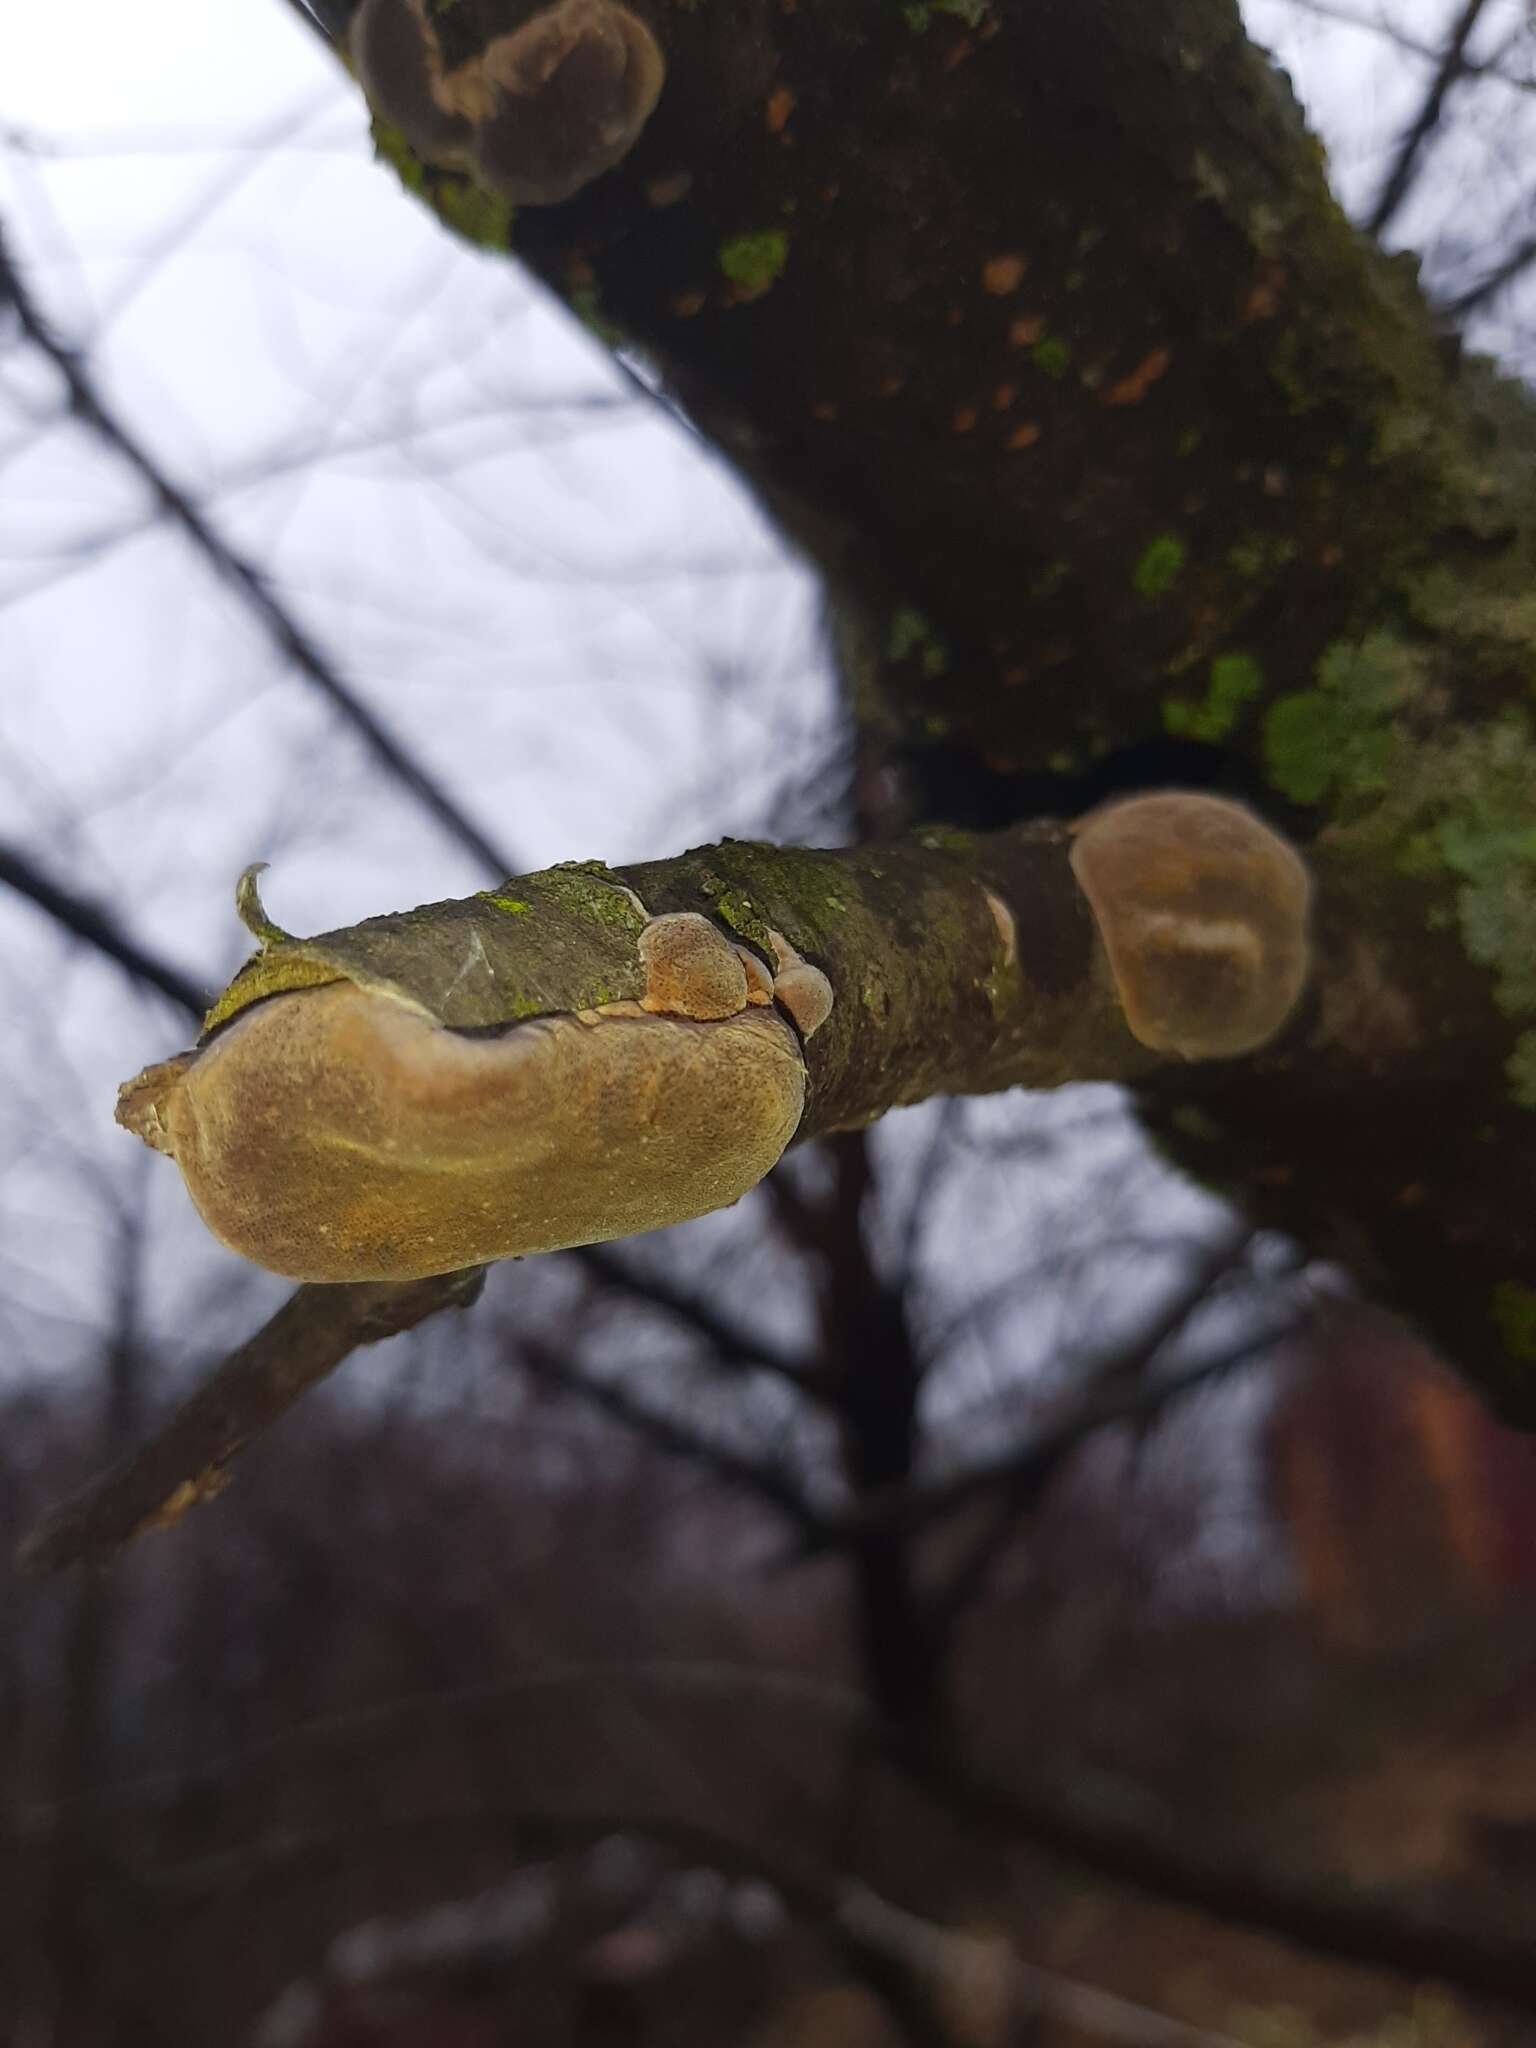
[1367,0,1493,236]
[0,840,207,1019]
[1440,225,1536,317]
[517,1339,828,1534]
[17,1267,487,1575]
[1281,0,1534,91]
[789,1312,1305,1560]
[0,223,516,881]
[576,1242,818,1391]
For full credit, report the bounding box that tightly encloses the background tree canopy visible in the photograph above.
[2,2,1535,2043]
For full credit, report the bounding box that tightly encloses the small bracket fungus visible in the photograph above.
[351,0,667,207]
[1069,792,1312,1060]
[116,871,833,1283]
[764,928,835,1041]
[637,912,750,1020]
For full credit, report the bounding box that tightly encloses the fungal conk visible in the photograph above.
[1069,792,1312,1059]
[117,875,829,1283]
[351,0,667,207]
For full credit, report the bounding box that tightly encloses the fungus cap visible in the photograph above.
[117,980,805,1282]
[1069,792,1312,1059]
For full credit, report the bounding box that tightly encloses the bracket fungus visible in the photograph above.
[117,873,828,1284]
[1069,792,1312,1060]
[351,0,667,207]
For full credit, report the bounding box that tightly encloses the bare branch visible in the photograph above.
[515,1337,829,1534]
[17,1266,486,1576]
[0,221,516,881]
[1440,224,1536,318]
[1367,0,1494,236]
[791,1309,1306,1562]
[1281,0,1535,92]
[0,839,207,1019]
[575,1241,820,1392]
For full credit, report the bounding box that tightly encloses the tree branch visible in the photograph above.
[515,1336,829,1534]
[1366,0,1493,236]
[0,839,207,1019]
[335,0,1536,1421]
[17,1266,486,1576]
[925,1230,1267,1638]
[1440,225,1536,319]
[576,1242,819,1392]
[0,221,515,882]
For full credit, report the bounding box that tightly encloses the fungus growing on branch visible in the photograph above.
[351,0,667,207]
[1069,792,1312,1060]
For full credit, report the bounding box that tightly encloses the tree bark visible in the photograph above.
[328,0,1536,1414]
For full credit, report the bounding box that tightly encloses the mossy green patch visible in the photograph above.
[888,606,950,678]
[548,861,648,932]
[719,230,789,298]
[364,121,512,251]
[434,175,515,251]
[914,826,976,855]
[1492,1281,1536,1362]
[481,893,532,915]
[697,877,775,957]
[1226,534,1297,581]
[1508,1030,1536,1110]
[569,282,623,348]
[369,117,427,198]
[1030,336,1071,380]
[1133,533,1187,599]
[1164,652,1263,742]
[1266,631,1536,1064]
[1263,632,1411,806]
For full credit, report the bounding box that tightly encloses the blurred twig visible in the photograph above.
[0,839,207,1019]
[0,221,516,881]
[1282,0,1534,89]
[517,1337,829,1535]
[1441,224,1536,316]
[789,1308,1305,1561]
[577,1242,819,1392]
[1367,0,1493,235]
[17,1267,487,1575]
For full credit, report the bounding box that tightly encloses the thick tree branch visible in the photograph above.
[17,1267,487,1576]
[1366,0,1492,236]
[328,0,1536,1418]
